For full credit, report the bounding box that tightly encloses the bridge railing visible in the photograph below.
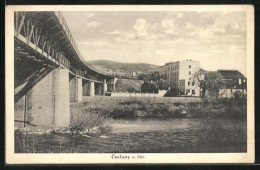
[54,12,84,61]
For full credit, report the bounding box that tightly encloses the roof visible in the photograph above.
[217,70,246,79]
[220,79,235,89]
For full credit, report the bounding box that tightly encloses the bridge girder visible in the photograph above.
[14,11,112,81]
[14,11,114,103]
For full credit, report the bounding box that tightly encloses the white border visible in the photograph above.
[5,5,255,164]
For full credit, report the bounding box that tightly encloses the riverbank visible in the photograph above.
[69,96,246,130]
[15,96,247,153]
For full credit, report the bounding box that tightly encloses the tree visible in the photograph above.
[205,71,224,99]
[127,87,136,93]
[192,69,224,98]
[141,81,159,93]
[192,69,207,97]
[137,73,149,81]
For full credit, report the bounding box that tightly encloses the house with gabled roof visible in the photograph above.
[217,70,247,98]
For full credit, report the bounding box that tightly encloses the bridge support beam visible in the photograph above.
[69,77,83,102]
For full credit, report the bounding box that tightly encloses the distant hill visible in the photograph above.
[87,60,159,76]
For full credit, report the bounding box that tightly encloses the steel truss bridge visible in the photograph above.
[14,11,113,103]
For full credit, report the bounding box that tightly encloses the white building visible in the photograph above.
[159,59,200,96]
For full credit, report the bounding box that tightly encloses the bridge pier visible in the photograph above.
[53,69,70,128]
[112,78,117,92]
[82,80,88,96]
[90,81,95,97]
[82,81,96,97]
[14,69,70,128]
[69,76,83,102]
[95,83,103,95]
[103,79,107,95]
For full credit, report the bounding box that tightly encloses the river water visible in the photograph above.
[15,117,247,153]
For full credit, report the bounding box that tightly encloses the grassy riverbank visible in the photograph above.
[15,96,247,153]
[70,96,246,130]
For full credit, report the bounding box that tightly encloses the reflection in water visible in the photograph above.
[15,118,247,153]
[104,118,200,133]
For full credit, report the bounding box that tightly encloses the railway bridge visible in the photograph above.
[14,11,115,128]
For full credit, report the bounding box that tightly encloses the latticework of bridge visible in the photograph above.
[14,11,113,103]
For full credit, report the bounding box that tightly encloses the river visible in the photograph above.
[15,117,247,153]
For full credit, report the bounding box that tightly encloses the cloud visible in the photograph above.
[177,13,183,18]
[161,15,179,35]
[87,13,95,18]
[208,50,225,54]
[155,49,176,55]
[78,41,108,46]
[228,45,245,53]
[86,21,100,28]
[115,37,121,42]
[103,30,121,35]
[134,18,150,37]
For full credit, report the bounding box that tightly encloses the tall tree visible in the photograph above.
[192,69,224,98]
[192,69,207,97]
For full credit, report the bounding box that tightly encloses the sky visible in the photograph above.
[62,11,247,76]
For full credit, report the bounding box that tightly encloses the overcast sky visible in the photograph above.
[62,11,247,76]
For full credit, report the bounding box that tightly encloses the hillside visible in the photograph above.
[87,60,159,77]
[115,79,143,92]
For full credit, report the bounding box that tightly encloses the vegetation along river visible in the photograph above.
[15,117,246,153]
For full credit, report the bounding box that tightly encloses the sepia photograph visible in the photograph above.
[5,5,254,164]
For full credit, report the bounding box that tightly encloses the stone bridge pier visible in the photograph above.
[14,69,112,129]
[69,75,83,102]
[82,81,95,97]
[15,68,70,129]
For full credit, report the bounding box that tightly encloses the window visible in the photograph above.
[189,71,191,75]
[188,81,190,86]
[177,71,178,75]
[189,65,191,68]
[192,90,195,94]
[192,82,195,86]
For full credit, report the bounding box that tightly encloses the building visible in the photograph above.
[217,70,247,98]
[132,71,138,77]
[159,59,200,96]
